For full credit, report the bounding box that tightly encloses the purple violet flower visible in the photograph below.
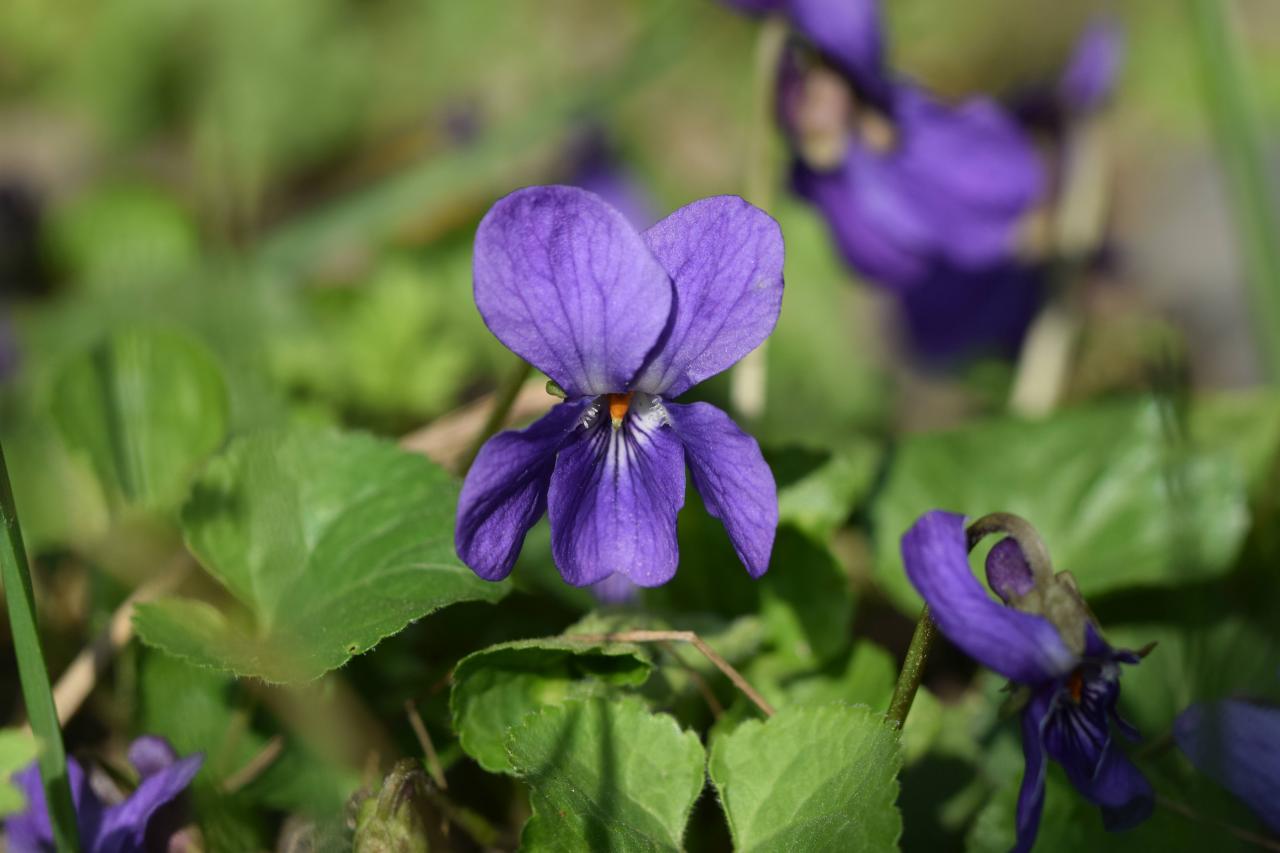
[1175,698,1280,832]
[902,511,1153,852]
[455,186,783,588]
[766,0,1043,290]
[5,736,203,853]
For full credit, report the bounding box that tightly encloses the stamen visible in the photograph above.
[608,392,634,430]
[1066,670,1084,704]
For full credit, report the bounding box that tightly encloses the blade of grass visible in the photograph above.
[0,443,79,851]
[1187,0,1280,382]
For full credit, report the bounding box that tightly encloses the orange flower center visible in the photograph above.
[1066,670,1084,704]
[608,392,634,429]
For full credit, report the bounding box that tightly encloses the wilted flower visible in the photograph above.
[902,511,1152,852]
[6,736,203,853]
[1175,698,1280,833]
[456,186,782,588]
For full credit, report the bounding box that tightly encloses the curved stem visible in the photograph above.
[964,511,1056,587]
[0,444,79,852]
[885,606,936,729]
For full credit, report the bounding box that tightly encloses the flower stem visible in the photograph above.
[0,443,80,852]
[459,358,533,475]
[1187,0,1280,382]
[730,15,788,421]
[885,606,936,729]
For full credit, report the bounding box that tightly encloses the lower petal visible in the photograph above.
[548,413,685,587]
[666,402,777,578]
[1014,692,1054,853]
[98,753,204,850]
[455,401,589,580]
[1080,746,1154,831]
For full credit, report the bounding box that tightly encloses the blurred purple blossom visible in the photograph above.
[1175,698,1280,832]
[5,736,202,853]
[902,512,1153,851]
[456,186,782,587]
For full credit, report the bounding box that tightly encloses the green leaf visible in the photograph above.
[758,526,854,669]
[709,703,903,852]
[872,399,1249,613]
[507,698,706,852]
[450,638,652,774]
[1189,389,1280,498]
[51,327,230,514]
[134,426,507,682]
[0,728,37,818]
[774,439,882,540]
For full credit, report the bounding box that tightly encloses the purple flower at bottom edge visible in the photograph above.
[902,511,1153,853]
[6,736,203,853]
[1175,699,1280,832]
[456,186,783,588]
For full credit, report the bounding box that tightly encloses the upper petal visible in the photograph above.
[547,405,685,587]
[787,0,888,102]
[455,400,590,581]
[985,536,1038,603]
[666,401,777,577]
[473,186,673,396]
[127,735,179,779]
[98,752,203,851]
[635,196,784,396]
[1175,699,1280,832]
[901,511,1077,684]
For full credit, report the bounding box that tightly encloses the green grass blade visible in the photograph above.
[0,444,79,852]
[1188,0,1280,382]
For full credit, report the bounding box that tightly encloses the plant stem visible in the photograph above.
[730,15,788,421]
[885,606,936,729]
[566,629,775,717]
[458,358,533,475]
[0,443,80,852]
[1187,0,1280,382]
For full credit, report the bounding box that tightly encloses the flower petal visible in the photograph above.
[1059,18,1123,116]
[5,759,104,853]
[548,406,685,586]
[635,196,784,397]
[788,0,887,102]
[97,753,203,851]
[1175,699,1280,832]
[127,735,179,779]
[1014,689,1055,853]
[901,511,1077,683]
[456,400,590,581]
[985,535,1038,603]
[473,185,673,396]
[892,87,1044,271]
[1079,745,1154,831]
[666,402,776,577]
[897,261,1044,363]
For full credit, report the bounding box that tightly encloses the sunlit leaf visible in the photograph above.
[450,638,651,775]
[873,399,1249,613]
[508,698,706,852]
[134,426,507,682]
[51,327,230,514]
[709,703,903,851]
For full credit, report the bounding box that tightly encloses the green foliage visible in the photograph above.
[133,426,507,681]
[0,728,36,817]
[51,327,230,514]
[873,399,1250,612]
[508,698,707,852]
[450,637,652,774]
[709,703,903,852]
[757,527,854,669]
[774,439,882,540]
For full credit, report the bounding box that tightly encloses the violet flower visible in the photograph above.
[6,736,202,853]
[455,186,782,588]
[1175,698,1280,833]
[902,511,1152,852]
